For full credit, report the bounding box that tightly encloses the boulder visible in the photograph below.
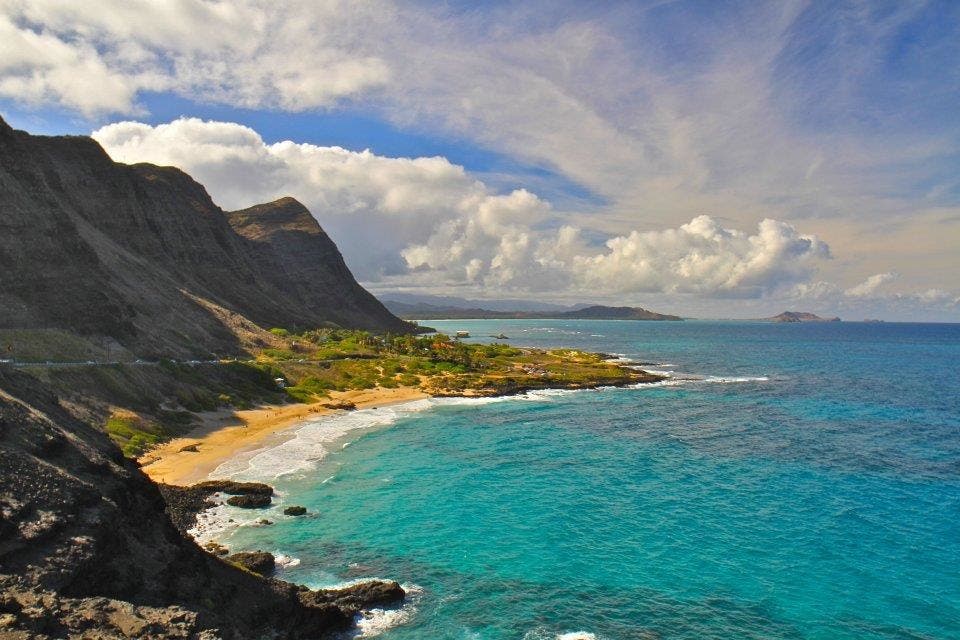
[226,551,275,576]
[193,480,273,496]
[300,580,405,613]
[322,401,357,410]
[283,505,307,516]
[226,494,272,508]
[159,480,275,532]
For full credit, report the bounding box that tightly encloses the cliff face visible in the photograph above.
[226,197,406,332]
[0,366,398,639]
[0,116,413,359]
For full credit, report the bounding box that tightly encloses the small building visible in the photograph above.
[455,330,470,338]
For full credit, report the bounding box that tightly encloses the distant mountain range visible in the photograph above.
[766,311,841,323]
[375,293,579,313]
[381,300,683,321]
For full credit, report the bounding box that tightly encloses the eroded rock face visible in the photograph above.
[0,368,403,639]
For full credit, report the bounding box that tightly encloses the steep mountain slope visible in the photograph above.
[226,197,403,332]
[0,116,412,359]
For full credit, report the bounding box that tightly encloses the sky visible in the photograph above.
[1,0,958,320]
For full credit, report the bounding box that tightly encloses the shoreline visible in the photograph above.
[138,386,429,485]
[139,363,665,486]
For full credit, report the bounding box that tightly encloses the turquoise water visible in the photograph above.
[222,320,960,639]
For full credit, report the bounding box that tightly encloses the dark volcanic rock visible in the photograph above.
[159,481,274,532]
[0,367,402,639]
[300,580,406,613]
[226,494,272,508]
[193,480,273,496]
[283,505,307,516]
[0,116,414,360]
[226,551,275,576]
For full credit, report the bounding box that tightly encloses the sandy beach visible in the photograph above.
[138,386,429,486]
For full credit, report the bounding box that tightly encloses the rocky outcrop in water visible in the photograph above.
[0,367,403,639]
[226,494,272,508]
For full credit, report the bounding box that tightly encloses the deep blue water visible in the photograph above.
[221,320,960,639]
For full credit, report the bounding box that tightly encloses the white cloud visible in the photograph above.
[3,0,959,306]
[572,216,831,297]
[845,272,897,297]
[0,0,390,116]
[93,117,547,279]
[787,272,959,320]
[94,117,838,299]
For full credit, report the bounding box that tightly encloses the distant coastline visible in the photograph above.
[382,300,683,321]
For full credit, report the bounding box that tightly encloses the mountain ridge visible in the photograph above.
[381,299,683,321]
[0,116,413,360]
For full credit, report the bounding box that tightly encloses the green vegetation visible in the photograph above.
[105,413,166,457]
[252,328,654,402]
[27,327,657,459]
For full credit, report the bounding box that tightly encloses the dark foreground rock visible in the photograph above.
[301,580,406,612]
[284,505,308,516]
[226,493,272,508]
[158,481,274,532]
[0,367,404,639]
[226,551,275,576]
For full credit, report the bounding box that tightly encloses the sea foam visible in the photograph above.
[211,396,522,482]
[336,582,423,638]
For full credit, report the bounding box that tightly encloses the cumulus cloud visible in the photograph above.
[94,117,838,298]
[93,117,548,279]
[572,217,830,297]
[845,272,897,297]
[3,0,959,307]
[405,212,832,297]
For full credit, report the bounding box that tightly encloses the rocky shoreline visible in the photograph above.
[0,367,406,639]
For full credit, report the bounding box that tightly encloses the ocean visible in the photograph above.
[207,320,960,639]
